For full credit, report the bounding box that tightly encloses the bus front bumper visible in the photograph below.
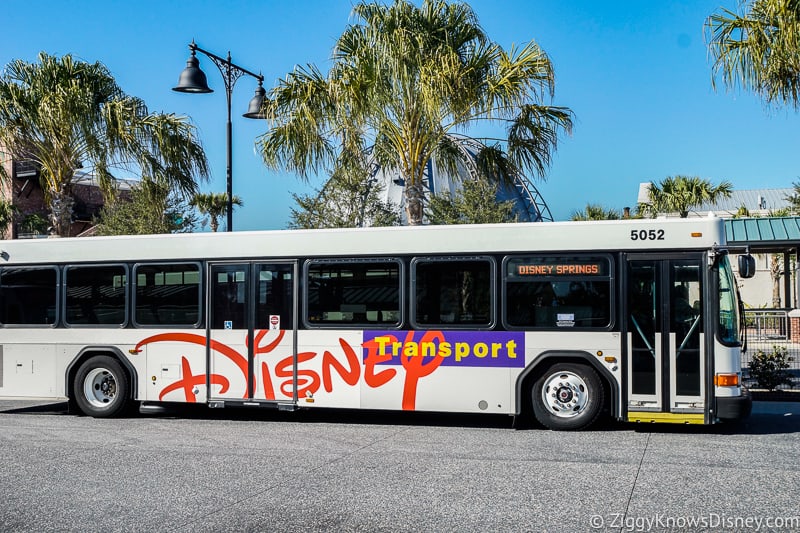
[716,387,752,421]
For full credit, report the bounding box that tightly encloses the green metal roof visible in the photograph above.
[725,217,800,249]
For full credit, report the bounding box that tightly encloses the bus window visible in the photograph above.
[211,266,247,330]
[0,267,58,326]
[718,255,741,345]
[255,264,294,330]
[65,265,127,326]
[504,256,612,329]
[306,260,401,327]
[413,257,494,327]
[133,263,201,327]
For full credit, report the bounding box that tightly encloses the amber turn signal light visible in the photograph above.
[714,373,739,386]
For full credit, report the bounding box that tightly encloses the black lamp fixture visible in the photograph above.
[173,40,266,231]
[243,81,267,119]
[173,48,212,93]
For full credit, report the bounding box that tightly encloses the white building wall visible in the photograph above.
[734,253,795,309]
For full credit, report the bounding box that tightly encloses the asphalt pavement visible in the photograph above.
[0,400,798,532]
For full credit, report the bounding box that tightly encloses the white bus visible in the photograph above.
[0,216,753,430]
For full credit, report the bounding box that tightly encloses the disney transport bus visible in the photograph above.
[0,217,753,430]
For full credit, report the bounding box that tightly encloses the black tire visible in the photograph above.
[73,356,131,418]
[532,362,604,431]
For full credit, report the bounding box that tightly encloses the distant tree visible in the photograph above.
[769,207,792,217]
[570,204,621,221]
[0,53,208,236]
[707,0,800,109]
[426,179,518,225]
[191,193,242,232]
[784,181,800,214]
[638,175,733,218]
[0,197,14,237]
[289,173,401,229]
[259,0,573,226]
[95,181,196,235]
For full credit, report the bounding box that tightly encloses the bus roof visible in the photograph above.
[0,216,726,265]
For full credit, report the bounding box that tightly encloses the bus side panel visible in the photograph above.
[292,330,364,409]
[143,336,208,404]
[290,330,519,414]
[356,329,522,414]
[0,342,60,399]
[404,366,516,414]
[252,327,303,403]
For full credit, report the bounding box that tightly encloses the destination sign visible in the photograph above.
[509,257,609,277]
[517,263,603,276]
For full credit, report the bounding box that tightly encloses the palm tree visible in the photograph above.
[570,204,621,221]
[707,0,800,108]
[638,175,733,218]
[258,0,573,225]
[191,192,242,232]
[0,53,209,236]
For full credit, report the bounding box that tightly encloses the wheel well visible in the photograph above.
[515,352,616,422]
[66,347,138,409]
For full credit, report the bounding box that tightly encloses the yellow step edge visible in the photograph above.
[627,411,706,424]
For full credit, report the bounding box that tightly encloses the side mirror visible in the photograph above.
[738,254,756,279]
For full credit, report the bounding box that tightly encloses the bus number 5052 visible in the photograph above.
[630,229,665,241]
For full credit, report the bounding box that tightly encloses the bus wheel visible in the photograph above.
[74,356,130,418]
[532,363,603,431]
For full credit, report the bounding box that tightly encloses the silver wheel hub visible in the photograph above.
[541,371,589,418]
[83,368,117,408]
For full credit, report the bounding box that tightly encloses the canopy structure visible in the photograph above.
[725,217,800,308]
[725,217,800,253]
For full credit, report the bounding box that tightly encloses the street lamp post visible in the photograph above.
[173,40,266,232]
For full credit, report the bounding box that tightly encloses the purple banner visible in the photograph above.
[362,330,525,368]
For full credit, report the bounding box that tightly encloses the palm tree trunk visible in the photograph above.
[405,183,424,226]
[773,278,782,308]
[49,188,74,237]
[771,254,782,307]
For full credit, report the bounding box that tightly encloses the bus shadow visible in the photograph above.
[0,401,69,415]
[4,400,798,435]
[156,403,519,429]
[142,406,800,434]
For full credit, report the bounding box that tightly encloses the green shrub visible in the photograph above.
[749,345,794,391]
[20,212,49,234]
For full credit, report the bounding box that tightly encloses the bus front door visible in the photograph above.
[625,255,707,423]
[208,262,297,405]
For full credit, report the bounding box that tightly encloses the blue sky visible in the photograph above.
[2,1,798,229]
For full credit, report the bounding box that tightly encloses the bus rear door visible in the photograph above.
[208,262,297,406]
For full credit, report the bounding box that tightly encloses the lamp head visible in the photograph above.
[243,80,267,119]
[173,50,212,93]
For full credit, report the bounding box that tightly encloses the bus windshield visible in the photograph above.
[718,255,741,345]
